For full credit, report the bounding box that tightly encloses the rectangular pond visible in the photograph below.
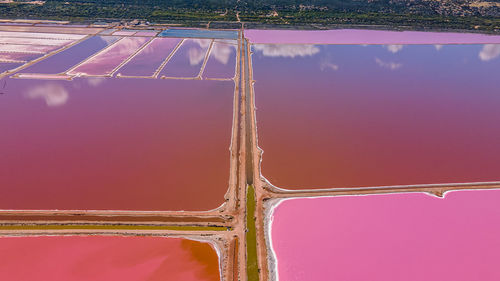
[252,43,500,189]
[68,37,150,77]
[21,36,120,74]
[0,77,234,211]
[159,29,238,40]
[269,189,500,281]
[160,39,211,78]
[117,38,181,77]
[0,236,220,281]
[203,42,237,80]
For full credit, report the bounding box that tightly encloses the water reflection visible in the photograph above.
[479,44,500,61]
[374,57,402,70]
[209,43,235,65]
[434,44,444,51]
[384,44,404,53]
[253,44,320,58]
[25,82,69,107]
[188,39,211,66]
[319,61,339,71]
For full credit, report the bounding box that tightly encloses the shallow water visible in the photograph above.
[22,36,120,74]
[246,29,500,44]
[203,42,237,79]
[253,44,500,188]
[159,29,238,40]
[68,37,150,76]
[0,236,220,281]
[118,38,181,77]
[270,189,500,281]
[0,62,22,74]
[0,77,233,211]
[160,39,211,78]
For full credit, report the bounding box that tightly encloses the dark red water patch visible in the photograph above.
[0,236,220,281]
[0,78,233,211]
[253,44,500,188]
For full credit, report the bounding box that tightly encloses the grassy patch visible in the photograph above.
[246,185,259,281]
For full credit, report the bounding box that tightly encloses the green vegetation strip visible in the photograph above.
[0,224,228,231]
[246,185,259,281]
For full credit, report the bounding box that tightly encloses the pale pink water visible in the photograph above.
[271,189,500,281]
[118,37,181,77]
[69,37,150,76]
[0,44,60,53]
[135,30,159,37]
[0,52,41,62]
[246,29,500,44]
[0,31,85,40]
[0,37,73,45]
[113,30,137,36]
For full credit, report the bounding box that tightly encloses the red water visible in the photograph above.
[68,37,150,76]
[270,189,500,281]
[0,78,234,211]
[253,44,500,188]
[118,38,181,77]
[161,39,211,78]
[203,42,237,79]
[0,236,220,281]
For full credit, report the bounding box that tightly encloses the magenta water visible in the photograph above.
[246,29,500,44]
[0,77,234,211]
[118,38,181,77]
[160,39,211,78]
[68,37,150,76]
[270,189,500,281]
[203,42,237,79]
[252,44,500,189]
[22,36,120,74]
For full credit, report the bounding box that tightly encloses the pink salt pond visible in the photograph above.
[246,29,500,44]
[161,39,212,78]
[0,236,220,281]
[118,37,181,77]
[68,37,150,76]
[203,42,237,79]
[270,189,500,281]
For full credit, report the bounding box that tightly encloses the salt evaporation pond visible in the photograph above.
[160,39,211,78]
[252,43,500,189]
[0,77,233,211]
[0,236,220,281]
[269,189,500,281]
